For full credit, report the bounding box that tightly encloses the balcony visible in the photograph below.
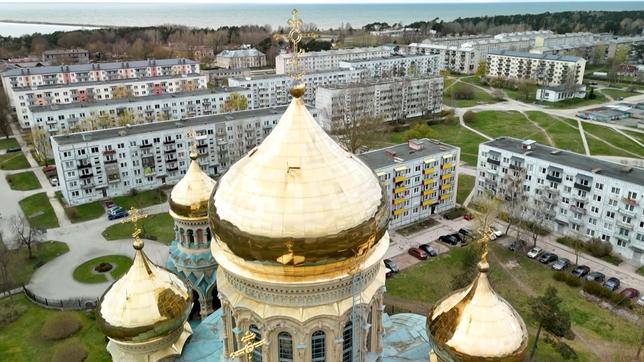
[393,197,405,205]
[104,159,117,165]
[392,208,405,216]
[569,205,587,215]
[441,162,453,170]
[616,220,634,230]
[423,167,435,175]
[394,175,406,183]
[441,173,452,180]
[163,139,175,145]
[77,162,92,169]
[79,173,93,179]
[487,158,501,166]
[618,208,636,218]
[623,197,638,206]
[80,182,93,189]
[573,182,591,192]
[167,166,179,172]
[165,157,178,163]
[440,184,452,190]
[422,199,436,206]
[140,143,153,148]
[546,174,562,183]
[422,188,434,196]
[394,186,406,194]
[163,147,177,153]
[103,149,116,155]
[440,194,451,200]
[423,178,434,186]
[197,143,208,149]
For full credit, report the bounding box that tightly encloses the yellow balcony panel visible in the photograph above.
[394,197,406,205]
[422,199,434,206]
[394,165,408,172]
[423,167,435,175]
[422,189,434,196]
[441,162,453,170]
[394,186,406,194]
[440,194,451,200]
[441,173,453,180]
[441,184,452,190]
[393,208,405,216]
[423,178,434,185]
[394,175,406,183]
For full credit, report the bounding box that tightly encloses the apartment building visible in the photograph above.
[476,137,644,265]
[30,87,252,134]
[338,54,442,78]
[216,47,266,69]
[486,50,586,86]
[52,106,319,205]
[275,47,390,74]
[42,49,90,64]
[358,138,460,229]
[407,43,479,74]
[228,68,366,108]
[425,30,552,48]
[315,76,443,130]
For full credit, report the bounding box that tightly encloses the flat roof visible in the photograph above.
[2,58,198,77]
[339,54,436,64]
[52,106,297,145]
[488,49,581,62]
[320,75,440,90]
[483,137,644,186]
[358,138,459,170]
[229,68,353,82]
[278,46,387,58]
[12,73,205,92]
[30,87,247,113]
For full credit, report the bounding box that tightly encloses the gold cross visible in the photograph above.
[121,207,148,249]
[229,330,266,361]
[273,9,317,81]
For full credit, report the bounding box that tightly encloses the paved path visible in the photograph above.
[576,118,592,155]
[456,111,492,141]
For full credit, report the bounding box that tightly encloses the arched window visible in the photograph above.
[367,307,373,351]
[187,229,195,244]
[179,228,185,243]
[196,228,204,244]
[206,227,212,242]
[278,331,293,362]
[342,321,353,362]
[249,324,262,362]
[311,330,326,362]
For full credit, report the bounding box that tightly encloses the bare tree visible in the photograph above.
[499,165,527,235]
[0,87,12,139]
[330,85,384,153]
[0,227,13,292]
[11,214,43,259]
[31,128,52,166]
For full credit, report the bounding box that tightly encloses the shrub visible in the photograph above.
[40,312,81,341]
[462,111,475,124]
[453,84,475,100]
[583,281,613,299]
[553,271,582,288]
[587,238,612,258]
[51,341,88,362]
[554,341,578,360]
[64,207,79,220]
[0,303,27,329]
[444,115,459,125]
[553,271,567,282]
[444,207,467,220]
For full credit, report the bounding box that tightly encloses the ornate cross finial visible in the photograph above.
[229,330,266,361]
[477,227,494,272]
[186,128,197,160]
[121,206,148,250]
[273,9,317,81]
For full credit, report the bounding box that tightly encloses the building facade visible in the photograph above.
[315,76,443,130]
[42,49,90,64]
[275,46,390,74]
[476,137,644,265]
[407,43,479,74]
[51,106,318,205]
[486,50,586,86]
[216,47,266,69]
[359,139,460,229]
[338,54,442,78]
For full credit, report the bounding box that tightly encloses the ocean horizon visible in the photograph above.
[1,2,643,37]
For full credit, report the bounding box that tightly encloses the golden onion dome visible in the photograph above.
[426,248,528,362]
[208,84,388,266]
[169,150,216,220]
[96,240,192,343]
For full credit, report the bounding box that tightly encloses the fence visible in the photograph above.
[22,285,98,310]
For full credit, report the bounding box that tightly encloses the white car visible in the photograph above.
[527,247,543,259]
[49,177,59,187]
[637,295,644,307]
[489,226,504,240]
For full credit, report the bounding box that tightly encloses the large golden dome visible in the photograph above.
[426,248,528,361]
[96,240,192,342]
[169,150,216,220]
[208,88,388,266]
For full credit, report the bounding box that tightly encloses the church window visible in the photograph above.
[311,330,325,362]
[250,324,262,362]
[196,229,204,243]
[343,321,353,362]
[278,331,293,362]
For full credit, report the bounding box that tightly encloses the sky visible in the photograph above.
[0,0,641,3]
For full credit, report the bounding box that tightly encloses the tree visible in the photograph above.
[462,110,475,124]
[0,227,12,292]
[517,80,537,102]
[528,286,572,360]
[439,68,451,78]
[117,110,136,126]
[475,59,487,77]
[0,87,12,139]
[499,165,527,235]
[10,214,43,260]
[592,42,605,64]
[31,128,51,166]
[450,242,482,290]
[403,123,438,141]
[223,92,248,112]
[113,85,131,99]
[332,114,383,154]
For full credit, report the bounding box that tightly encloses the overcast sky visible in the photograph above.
[1,0,640,3]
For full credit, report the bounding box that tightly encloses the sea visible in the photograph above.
[0,2,643,37]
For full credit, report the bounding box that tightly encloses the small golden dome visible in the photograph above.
[96,241,192,342]
[208,96,388,266]
[426,258,528,361]
[169,151,216,220]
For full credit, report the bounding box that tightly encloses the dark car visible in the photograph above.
[602,277,620,291]
[585,271,605,283]
[538,252,558,264]
[451,233,464,242]
[551,258,570,271]
[419,244,437,257]
[385,266,394,278]
[408,247,428,260]
[508,239,526,252]
[571,265,591,278]
[619,288,640,299]
[6,146,21,153]
[439,234,459,245]
[458,228,471,236]
[107,207,129,220]
[384,259,400,273]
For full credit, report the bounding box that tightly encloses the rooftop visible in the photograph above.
[30,86,248,113]
[12,73,205,92]
[229,68,355,82]
[320,75,441,90]
[217,48,264,58]
[2,58,198,77]
[358,138,459,170]
[340,53,437,64]
[488,49,582,62]
[52,105,296,146]
[277,46,388,58]
[43,49,89,55]
[483,137,644,186]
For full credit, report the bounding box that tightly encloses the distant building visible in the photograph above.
[536,85,586,103]
[275,46,390,74]
[42,49,90,64]
[216,46,266,69]
[203,67,250,83]
[486,50,586,87]
[338,54,442,78]
[408,43,479,74]
[358,138,460,229]
[315,76,443,130]
[576,107,631,122]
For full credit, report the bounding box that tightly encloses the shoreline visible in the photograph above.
[0,20,112,29]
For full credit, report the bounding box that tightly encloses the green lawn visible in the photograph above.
[6,171,41,191]
[599,88,639,100]
[624,130,644,145]
[468,111,549,145]
[456,174,475,205]
[0,152,30,170]
[541,94,608,109]
[102,212,174,244]
[0,241,68,292]
[112,189,167,210]
[637,266,644,277]
[583,123,644,158]
[524,112,585,154]
[72,255,133,283]
[0,137,19,150]
[19,192,59,229]
[0,295,110,362]
[64,201,105,224]
[386,243,641,361]
[444,83,497,108]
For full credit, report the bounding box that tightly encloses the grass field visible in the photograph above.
[524,112,586,154]
[624,130,644,144]
[456,174,475,205]
[385,243,642,361]
[599,88,639,100]
[541,94,609,109]
[444,82,497,108]
[583,123,644,158]
[468,111,549,145]
[112,189,167,210]
[0,137,19,150]
[0,152,30,170]
[0,241,68,292]
[0,295,111,362]
[72,255,133,283]
[5,171,41,191]
[102,212,174,244]
[19,192,59,229]
[63,201,105,224]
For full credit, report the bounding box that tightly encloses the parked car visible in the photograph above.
[408,247,427,260]
[42,165,57,176]
[489,226,504,239]
[538,252,558,264]
[107,205,122,214]
[637,295,644,307]
[419,244,437,257]
[458,228,471,236]
[439,234,459,245]
[602,277,620,291]
[508,239,526,252]
[571,265,591,278]
[383,259,399,273]
[585,271,605,283]
[385,266,394,278]
[49,177,59,187]
[451,233,464,243]
[6,146,21,153]
[526,247,543,259]
[463,214,474,221]
[107,207,129,220]
[551,258,570,271]
[619,288,640,300]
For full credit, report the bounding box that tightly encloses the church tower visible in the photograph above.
[167,139,219,319]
